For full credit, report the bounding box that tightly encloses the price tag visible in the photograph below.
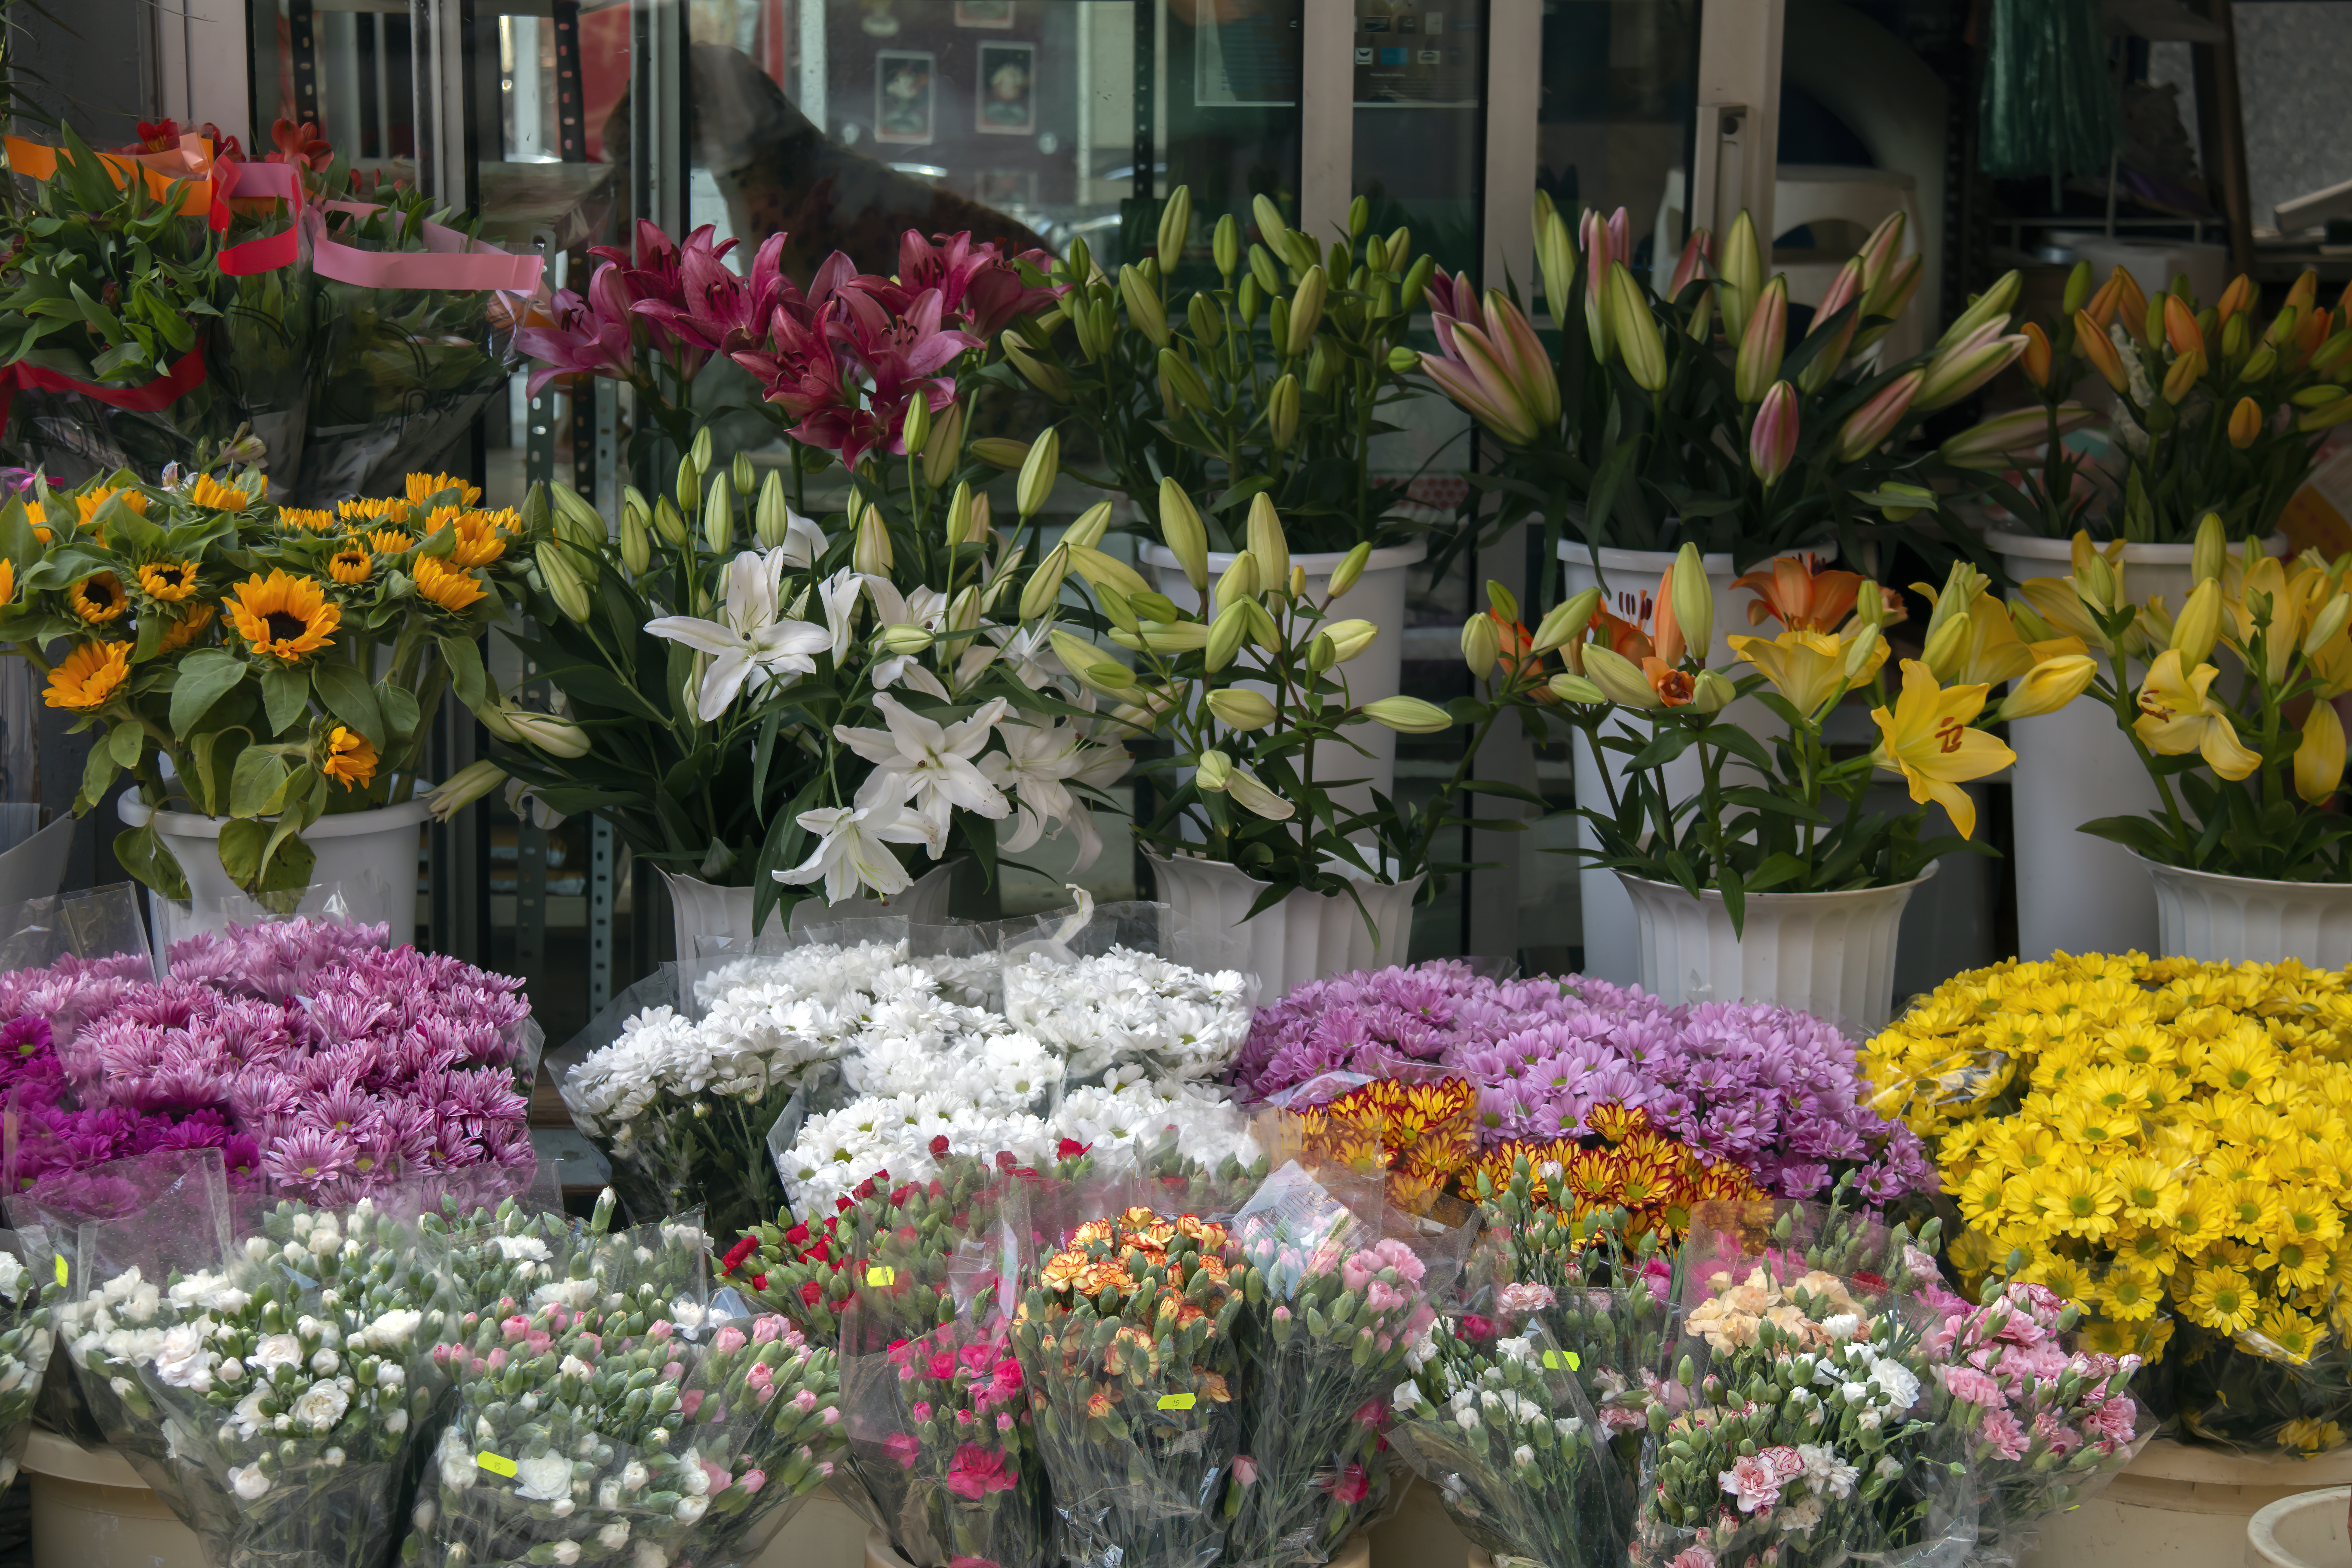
[1542,1350,1581,1371]
[476,1452,518,1478]
[867,1268,896,1287]
[1158,1393,1196,1412]
[52,1256,66,1288]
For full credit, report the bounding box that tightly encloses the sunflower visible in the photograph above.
[137,560,201,602]
[0,559,13,607]
[157,603,215,654]
[320,726,378,791]
[447,509,510,568]
[339,497,411,528]
[42,641,131,710]
[77,487,148,528]
[328,548,372,585]
[69,572,130,624]
[24,501,48,543]
[279,506,339,533]
[412,555,487,614]
[407,472,483,507]
[189,472,263,510]
[227,570,340,662]
[367,529,415,555]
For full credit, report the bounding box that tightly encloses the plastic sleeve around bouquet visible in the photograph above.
[0,882,153,982]
[0,1228,62,1493]
[1218,1160,1447,1568]
[1006,1163,1256,1568]
[998,894,1258,1089]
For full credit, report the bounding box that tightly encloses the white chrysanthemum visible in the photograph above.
[1004,945,1252,1085]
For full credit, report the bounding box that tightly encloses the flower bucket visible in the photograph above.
[23,1427,204,1568]
[657,859,960,961]
[1988,529,2288,962]
[2137,857,2352,967]
[1559,541,1834,986]
[1615,867,1932,1029]
[1141,539,1427,816]
[2245,1486,2351,1568]
[115,793,426,943]
[1146,847,1421,998]
[2020,1438,2352,1568]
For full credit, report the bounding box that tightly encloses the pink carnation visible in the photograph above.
[1979,1406,2030,1461]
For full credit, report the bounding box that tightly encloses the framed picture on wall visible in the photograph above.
[975,40,1036,135]
[975,168,1037,207]
[874,49,936,144]
[954,0,1015,27]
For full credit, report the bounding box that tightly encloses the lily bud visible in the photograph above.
[1936,403,2097,471]
[900,395,932,459]
[1921,610,1971,680]
[1020,545,1071,621]
[426,759,508,820]
[971,438,1029,472]
[1997,655,2097,720]
[942,482,976,551]
[1203,601,1250,673]
[1016,427,1061,518]
[1607,264,1669,392]
[1214,551,1260,611]
[1324,619,1376,662]
[2163,294,2203,358]
[1734,277,1787,403]
[1691,670,1737,713]
[1159,348,1213,412]
[1842,625,1883,682]
[689,426,714,472]
[853,504,892,576]
[1536,210,1577,334]
[1854,255,1923,352]
[1307,632,1338,674]
[2296,699,2347,805]
[754,470,790,549]
[1206,689,1277,730]
[2192,511,2227,587]
[1268,373,1301,451]
[2306,593,2352,655]
[2172,578,2222,665]
[1213,212,1239,278]
[1915,326,2028,411]
[1065,500,1115,552]
[2299,395,2352,433]
[675,451,701,517]
[1249,243,1282,301]
[1550,673,1607,704]
[1938,270,2021,350]
[508,709,592,759]
[1718,210,1762,341]
[1159,480,1210,592]
[1798,258,1866,394]
[2228,396,2264,450]
[2075,313,2130,393]
[922,400,965,489]
[1157,185,1192,273]
[1119,264,1170,347]
[619,507,651,575]
[1750,381,1799,487]
[1534,587,1602,654]
[2063,260,2094,315]
[1362,695,1455,734]
[1669,226,1713,299]
[2267,305,2302,349]
[2020,322,2052,389]
[1246,494,1289,588]
[1582,645,1660,708]
[1286,266,1328,357]
[701,471,735,556]
[653,495,688,547]
[536,544,592,624]
[875,623,933,656]
[1003,340,1069,401]
[1461,612,1502,677]
[1253,193,1289,259]
[1196,749,1234,792]
[1836,370,1924,462]
[2161,347,2207,404]
[1670,542,1712,662]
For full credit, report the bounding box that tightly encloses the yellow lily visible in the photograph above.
[1869,659,2015,839]
[1729,629,1885,717]
[1997,653,2098,720]
[2295,699,2346,805]
[2133,649,2261,780]
[2018,576,2131,659]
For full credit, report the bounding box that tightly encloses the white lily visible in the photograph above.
[979,720,1129,871]
[836,692,1011,852]
[645,549,831,721]
[774,508,830,569]
[862,577,952,696]
[774,804,930,903]
[990,622,1067,692]
[818,567,865,665]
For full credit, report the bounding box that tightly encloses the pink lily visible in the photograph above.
[1422,290,1558,447]
[1797,257,1867,394]
[1749,380,1799,486]
[889,230,1059,337]
[1422,268,1479,323]
[1835,369,1925,462]
[1914,319,2028,413]
[631,232,801,358]
[513,261,637,398]
[1668,227,1713,298]
[590,220,730,378]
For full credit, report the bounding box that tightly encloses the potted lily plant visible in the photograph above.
[2013,515,2352,964]
[1044,478,1539,996]
[1529,548,2087,1026]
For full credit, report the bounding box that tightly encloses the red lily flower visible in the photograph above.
[513,261,637,398]
[632,231,802,358]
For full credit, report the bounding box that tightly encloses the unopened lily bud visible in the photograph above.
[1214,551,1260,610]
[689,426,714,472]
[1289,564,1306,598]
[1065,501,1115,551]
[1206,689,1277,730]
[2062,260,2094,315]
[2172,578,2221,665]
[1245,494,1289,588]
[1487,579,1521,624]
[854,504,892,575]
[1286,267,1327,357]
[1213,213,1240,279]
[1534,587,1602,654]
[701,472,735,556]
[675,451,701,517]
[1046,630,1133,696]
[1582,645,1659,707]
[2161,347,2207,404]
[1158,185,1192,273]
[1002,340,1070,401]
[620,507,651,575]
[1997,655,2097,721]
[1324,619,1376,662]
[1268,374,1300,451]
[753,471,790,549]
[1020,545,1071,621]
[1187,292,1224,351]
[1017,427,1061,518]
[653,495,688,547]
[1326,542,1372,600]
[536,544,592,624]
[2307,593,2352,655]
[971,438,1029,472]
[924,400,965,489]
[1550,673,1607,704]
[2193,512,2227,585]
[1920,610,1971,680]
[1669,542,1712,661]
[1119,265,1169,347]
[1160,349,1213,412]
[2297,700,2347,805]
[1237,274,1264,327]
[726,450,753,497]
[426,760,508,821]
[875,623,933,656]
[508,709,592,759]
[1691,670,1737,712]
[1362,695,1454,734]
[1461,612,1502,677]
[900,396,932,458]
[1204,601,1250,674]
[1307,632,1337,674]
[1196,749,1234,791]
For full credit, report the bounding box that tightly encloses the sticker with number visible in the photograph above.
[477,1452,518,1478]
[867,1267,896,1287]
[1158,1393,1197,1412]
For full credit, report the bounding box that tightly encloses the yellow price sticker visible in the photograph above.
[476,1452,518,1479]
[1542,1350,1581,1371]
[1158,1393,1196,1412]
[867,1268,896,1287]
[52,1256,65,1288]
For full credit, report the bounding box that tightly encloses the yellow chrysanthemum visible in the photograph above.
[157,603,214,654]
[412,554,487,615]
[2037,1165,2123,1238]
[279,506,339,533]
[226,570,340,662]
[2250,1305,2325,1365]
[189,472,263,510]
[69,572,129,624]
[2279,1417,2345,1455]
[320,726,377,791]
[2258,1235,2332,1292]
[2221,1178,2285,1242]
[328,548,371,585]
[367,529,415,556]
[2199,1032,2279,1095]
[41,641,131,710]
[2184,1264,2260,1333]
[137,560,200,603]
[2098,1264,2165,1321]
[2110,1157,2181,1225]
[406,472,482,506]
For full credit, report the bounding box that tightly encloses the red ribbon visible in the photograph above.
[0,343,209,428]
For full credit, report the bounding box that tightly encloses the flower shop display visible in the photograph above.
[0,464,534,906]
[1862,950,2352,1455]
[1233,960,1937,1207]
[0,1231,61,1494]
[0,915,536,1206]
[2001,522,2352,962]
[998,898,1254,1088]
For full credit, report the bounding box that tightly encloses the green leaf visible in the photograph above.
[379,681,421,744]
[229,749,294,818]
[313,662,386,750]
[440,634,488,710]
[106,720,144,770]
[112,822,188,902]
[79,745,120,810]
[214,817,272,891]
[258,662,309,737]
[168,649,246,734]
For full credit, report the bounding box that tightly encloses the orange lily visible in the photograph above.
[1733,558,1863,634]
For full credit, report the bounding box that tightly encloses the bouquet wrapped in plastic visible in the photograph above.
[1386,1311,1623,1568]
[0,1229,61,1494]
[997,898,1255,1088]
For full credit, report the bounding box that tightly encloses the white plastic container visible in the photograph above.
[117,791,427,941]
[1148,847,1422,998]
[1616,867,1934,1029]
[658,858,961,960]
[2142,858,2352,966]
[2245,1485,2350,1568]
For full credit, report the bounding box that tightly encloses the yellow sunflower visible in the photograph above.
[320,726,378,791]
[157,603,215,654]
[42,641,131,710]
[338,497,411,528]
[279,506,339,533]
[24,500,48,543]
[69,572,130,624]
[189,473,263,510]
[76,486,147,531]
[412,554,487,614]
[446,509,510,568]
[406,472,483,506]
[367,529,415,556]
[0,559,13,607]
[227,570,340,662]
[137,560,201,602]
[328,548,372,585]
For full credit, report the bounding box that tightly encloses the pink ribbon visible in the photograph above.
[308,202,544,293]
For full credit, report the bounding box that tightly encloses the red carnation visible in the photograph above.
[930,1135,952,1157]
[720,1236,760,1275]
[1056,1139,1089,1161]
[784,1224,811,1246]
[751,1274,767,1292]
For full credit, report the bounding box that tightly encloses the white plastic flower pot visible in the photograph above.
[1988,528,2288,962]
[2138,857,2352,967]
[1558,542,1834,986]
[23,1428,204,1568]
[1615,866,1933,1030]
[2019,1437,2352,1568]
[1146,847,1422,999]
[2245,1485,2350,1568]
[658,858,960,960]
[115,791,427,943]
[1141,539,1427,817]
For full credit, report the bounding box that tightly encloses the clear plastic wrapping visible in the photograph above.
[0,1228,61,1494]
[998,896,1257,1090]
